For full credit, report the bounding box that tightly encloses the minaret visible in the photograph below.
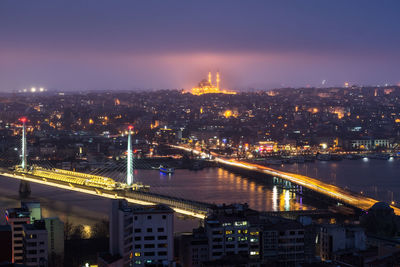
[208,72,212,85]
[216,72,220,90]
[126,126,134,186]
[20,117,27,170]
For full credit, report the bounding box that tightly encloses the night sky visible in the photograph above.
[1,0,399,91]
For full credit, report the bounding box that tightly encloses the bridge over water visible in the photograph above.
[0,168,212,219]
[172,145,400,216]
[1,120,213,219]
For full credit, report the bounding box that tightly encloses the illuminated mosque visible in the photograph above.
[189,72,236,96]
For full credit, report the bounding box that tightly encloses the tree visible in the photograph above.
[91,220,109,239]
[71,224,86,240]
[64,219,73,240]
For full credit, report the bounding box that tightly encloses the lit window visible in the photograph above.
[135,252,141,257]
[234,221,248,226]
[225,230,233,235]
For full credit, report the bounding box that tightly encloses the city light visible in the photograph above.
[1,2,400,265]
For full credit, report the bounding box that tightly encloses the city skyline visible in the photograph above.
[1,0,400,91]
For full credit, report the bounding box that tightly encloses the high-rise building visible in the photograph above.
[109,199,174,267]
[5,207,31,263]
[22,220,48,267]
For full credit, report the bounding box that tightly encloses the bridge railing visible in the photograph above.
[123,190,213,215]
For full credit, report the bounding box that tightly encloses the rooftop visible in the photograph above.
[5,208,30,219]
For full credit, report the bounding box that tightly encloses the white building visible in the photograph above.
[5,207,31,264]
[351,139,391,150]
[109,199,174,267]
[23,220,48,267]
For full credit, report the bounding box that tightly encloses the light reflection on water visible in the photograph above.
[133,168,310,213]
[276,159,400,204]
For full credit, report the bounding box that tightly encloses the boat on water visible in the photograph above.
[159,165,174,174]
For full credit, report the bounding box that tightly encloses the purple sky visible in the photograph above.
[1,0,400,91]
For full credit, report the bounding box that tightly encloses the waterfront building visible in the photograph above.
[22,220,48,267]
[350,138,391,150]
[109,199,174,267]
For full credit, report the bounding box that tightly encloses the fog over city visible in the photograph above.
[1,0,400,91]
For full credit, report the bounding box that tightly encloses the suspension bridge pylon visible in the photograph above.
[126,126,134,186]
[19,117,31,198]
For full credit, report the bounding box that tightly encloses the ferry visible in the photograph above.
[159,165,174,174]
